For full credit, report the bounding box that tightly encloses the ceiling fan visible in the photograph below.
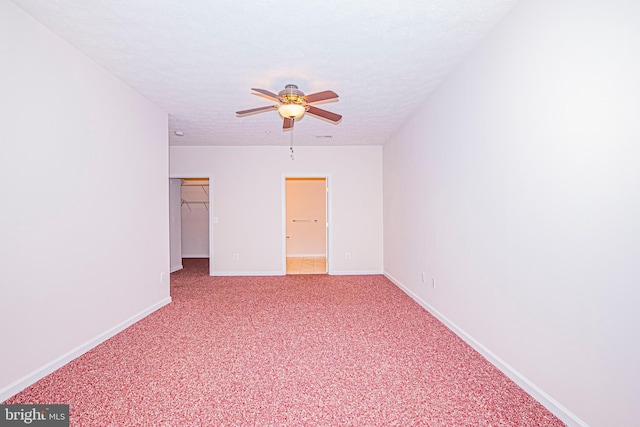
[236,84,342,130]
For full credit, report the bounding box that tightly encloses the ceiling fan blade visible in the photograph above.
[236,105,277,116]
[251,88,280,102]
[305,90,339,104]
[306,106,342,123]
[283,117,294,130]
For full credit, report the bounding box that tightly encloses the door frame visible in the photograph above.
[282,174,331,275]
[169,174,214,276]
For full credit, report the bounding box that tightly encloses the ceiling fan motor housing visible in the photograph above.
[279,84,306,105]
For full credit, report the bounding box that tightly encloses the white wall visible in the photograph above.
[286,179,327,257]
[0,1,170,400]
[170,146,383,275]
[383,0,640,425]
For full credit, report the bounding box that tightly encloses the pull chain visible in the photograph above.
[290,121,295,160]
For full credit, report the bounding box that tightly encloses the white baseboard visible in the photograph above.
[0,296,172,403]
[212,271,283,277]
[383,272,587,427]
[170,264,183,273]
[329,270,384,276]
[210,270,384,277]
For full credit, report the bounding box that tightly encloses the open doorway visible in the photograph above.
[169,177,211,274]
[285,177,328,275]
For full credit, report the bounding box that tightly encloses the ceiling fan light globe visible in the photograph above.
[278,104,306,119]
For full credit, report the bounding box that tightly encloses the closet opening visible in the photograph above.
[169,177,211,275]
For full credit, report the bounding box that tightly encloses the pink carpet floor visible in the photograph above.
[5,259,565,426]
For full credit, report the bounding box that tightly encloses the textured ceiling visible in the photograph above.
[11,0,520,146]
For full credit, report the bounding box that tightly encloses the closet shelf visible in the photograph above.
[181,199,209,212]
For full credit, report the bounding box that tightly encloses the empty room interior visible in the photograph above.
[1,0,639,426]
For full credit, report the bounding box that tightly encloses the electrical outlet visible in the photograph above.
[345,252,351,260]
[432,277,436,288]
[421,272,426,282]
[233,253,239,261]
